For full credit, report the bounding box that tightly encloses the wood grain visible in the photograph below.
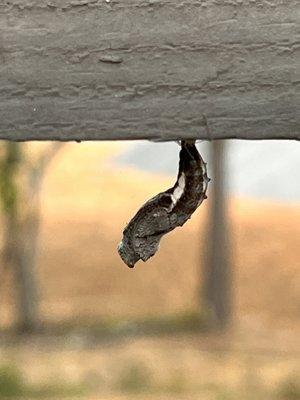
[0,0,299,141]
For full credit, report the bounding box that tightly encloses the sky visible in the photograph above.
[117,140,300,203]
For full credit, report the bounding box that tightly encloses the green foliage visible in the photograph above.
[0,363,86,399]
[47,310,208,340]
[118,310,208,337]
[0,364,26,397]
[164,372,187,394]
[116,310,207,337]
[0,142,22,215]
[277,376,300,400]
[116,361,153,393]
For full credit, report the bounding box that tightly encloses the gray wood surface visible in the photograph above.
[0,0,299,141]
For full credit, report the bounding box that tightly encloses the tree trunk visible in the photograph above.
[9,216,39,333]
[0,142,39,332]
[202,141,232,330]
[0,142,64,332]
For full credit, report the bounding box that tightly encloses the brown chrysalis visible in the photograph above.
[118,140,209,268]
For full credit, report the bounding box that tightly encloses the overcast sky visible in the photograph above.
[117,140,300,203]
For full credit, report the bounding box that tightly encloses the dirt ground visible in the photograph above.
[0,142,299,399]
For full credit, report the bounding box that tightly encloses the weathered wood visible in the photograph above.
[0,0,299,141]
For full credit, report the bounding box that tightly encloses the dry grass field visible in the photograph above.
[0,142,299,399]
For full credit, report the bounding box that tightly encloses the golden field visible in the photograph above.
[0,142,299,399]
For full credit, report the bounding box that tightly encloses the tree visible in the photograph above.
[202,141,232,330]
[0,142,63,332]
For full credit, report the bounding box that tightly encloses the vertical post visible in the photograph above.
[202,140,232,330]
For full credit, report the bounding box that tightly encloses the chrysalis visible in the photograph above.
[118,140,209,268]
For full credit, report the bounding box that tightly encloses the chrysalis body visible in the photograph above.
[118,140,209,268]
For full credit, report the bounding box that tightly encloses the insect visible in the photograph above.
[118,140,210,268]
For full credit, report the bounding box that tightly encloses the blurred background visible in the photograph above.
[0,140,299,400]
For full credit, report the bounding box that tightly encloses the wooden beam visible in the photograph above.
[0,0,299,141]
